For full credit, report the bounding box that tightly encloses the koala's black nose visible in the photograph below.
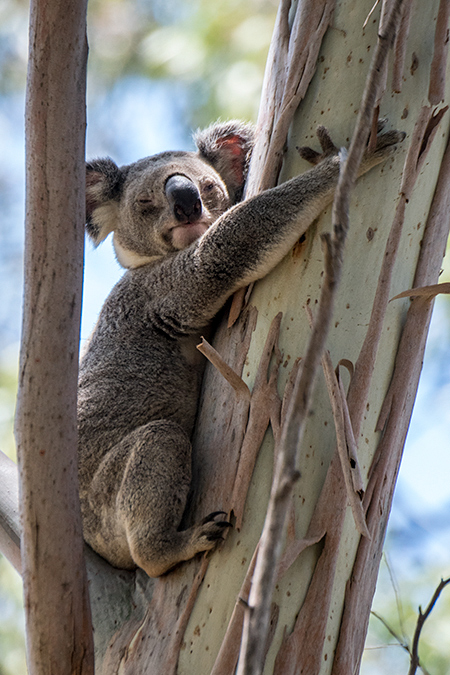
[165,175,202,224]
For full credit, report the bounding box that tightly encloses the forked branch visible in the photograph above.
[408,578,450,675]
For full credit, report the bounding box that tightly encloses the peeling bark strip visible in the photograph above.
[15,0,93,673]
[231,313,283,529]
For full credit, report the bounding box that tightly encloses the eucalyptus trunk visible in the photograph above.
[13,0,94,674]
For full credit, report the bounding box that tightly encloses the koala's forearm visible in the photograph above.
[150,156,341,331]
[201,156,340,285]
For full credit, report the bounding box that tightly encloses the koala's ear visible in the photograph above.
[85,158,123,246]
[194,120,255,203]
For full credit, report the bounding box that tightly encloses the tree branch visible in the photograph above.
[0,450,21,574]
[14,0,94,671]
[408,578,450,675]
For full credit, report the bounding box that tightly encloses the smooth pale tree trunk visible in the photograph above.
[14,0,94,673]
[180,1,450,674]
[1,1,449,674]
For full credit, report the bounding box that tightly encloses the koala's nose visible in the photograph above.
[165,175,202,224]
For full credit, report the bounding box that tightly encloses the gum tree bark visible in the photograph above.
[13,0,94,673]
[1,1,449,674]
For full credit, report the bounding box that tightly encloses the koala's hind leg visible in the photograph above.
[116,420,230,577]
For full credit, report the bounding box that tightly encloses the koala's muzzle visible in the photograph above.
[165,175,202,224]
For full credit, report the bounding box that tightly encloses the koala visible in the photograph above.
[79,120,404,577]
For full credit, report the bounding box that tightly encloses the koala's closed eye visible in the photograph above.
[200,179,227,208]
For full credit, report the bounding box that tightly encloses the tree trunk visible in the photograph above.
[1,0,449,674]
[14,0,94,673]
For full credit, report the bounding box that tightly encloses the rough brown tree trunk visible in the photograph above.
[14,0,94,673]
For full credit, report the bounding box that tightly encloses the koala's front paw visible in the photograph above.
[364,128,406,162]
[297,123,406,169]
[297,126,339,166]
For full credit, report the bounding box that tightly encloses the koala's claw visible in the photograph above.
[205,523,232,542]
[196,512,232,549]
[201,510,228,524]
[376,117,388,133]
[316,125,338,154]
[297,126,338,166]
[372,130,406,151]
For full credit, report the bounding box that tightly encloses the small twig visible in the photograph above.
[391,281,450,301]
[370,610,410,653]
[384,552,407,642]
[408,578,450,675]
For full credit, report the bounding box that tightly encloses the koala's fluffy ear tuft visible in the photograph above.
[194,120,255,203]
[86,159,123,246]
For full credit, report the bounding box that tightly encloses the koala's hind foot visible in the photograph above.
[84,419,231,578]
[130,509,232,578]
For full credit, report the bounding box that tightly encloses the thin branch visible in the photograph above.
[428,0,450,104]
[384,552,408,643]
[370,610,410,653]
[408,578,450,675]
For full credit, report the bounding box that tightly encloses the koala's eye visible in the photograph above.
[204,182,215,193]
[137,197,154,206]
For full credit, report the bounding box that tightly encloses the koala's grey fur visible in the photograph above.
[79,120,404,577]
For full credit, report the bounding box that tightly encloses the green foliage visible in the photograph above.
[87,0,278,123]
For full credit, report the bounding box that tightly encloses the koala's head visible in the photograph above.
[85,120,254,268]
